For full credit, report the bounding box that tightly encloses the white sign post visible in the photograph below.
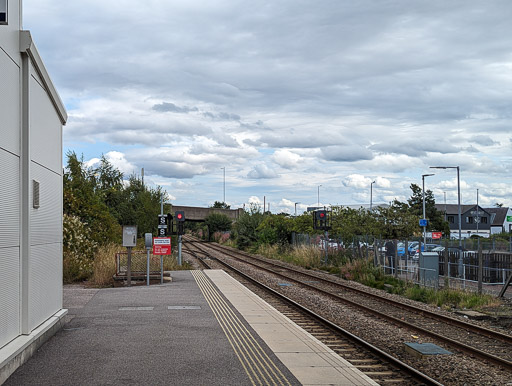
[122,226,137,286]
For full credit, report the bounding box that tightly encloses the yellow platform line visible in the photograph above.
[192,271,291,386]
[197,274,280,385]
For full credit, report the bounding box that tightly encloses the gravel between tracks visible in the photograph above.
[196,242,512,386]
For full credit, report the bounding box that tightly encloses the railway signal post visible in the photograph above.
[313,209,332,265]
[176,211,185,265]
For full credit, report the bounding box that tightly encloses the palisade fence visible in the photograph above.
[291,232,512,293]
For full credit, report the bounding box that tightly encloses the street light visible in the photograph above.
[221,167,226,205]
[295,202,300,217]
[476,189,479,239]
[431,166,462,275]
[370,180,376,211]
[422,174,435,247]
[317,185,322,207]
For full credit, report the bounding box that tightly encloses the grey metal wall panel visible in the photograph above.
[0,149,20,248]
[0,51,20,156]
[30,162,62,246]
[29,72,62,174]
[0,246,21,349]
[28,242,62,331]
[0,0,21,66]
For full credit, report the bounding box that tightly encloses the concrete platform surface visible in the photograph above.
[4,270,376,385]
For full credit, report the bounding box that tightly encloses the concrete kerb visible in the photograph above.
[0,309,68,385]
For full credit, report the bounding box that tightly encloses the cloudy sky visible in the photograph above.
[23,0,512,213]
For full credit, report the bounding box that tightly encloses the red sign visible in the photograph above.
[153,237,171,255]
[432,232,442,239]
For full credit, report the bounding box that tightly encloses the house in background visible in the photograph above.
[435,204,492,238]
[486,207,512,235]
[1,0,67,382]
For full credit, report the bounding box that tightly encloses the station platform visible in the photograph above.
[4,270,377,386]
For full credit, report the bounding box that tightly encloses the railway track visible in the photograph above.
[183,237,512,376]
[182,239,441,385]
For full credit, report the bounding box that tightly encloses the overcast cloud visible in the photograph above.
[23,0,512,213]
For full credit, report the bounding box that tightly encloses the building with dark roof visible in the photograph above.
[486,207,512,234]
[434,204,493,238]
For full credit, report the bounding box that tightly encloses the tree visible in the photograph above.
[256,214,293,246]
[407,183,450,235]
[232,204,264,249]
[92,155,124,214]
[211,201,230,209]
[290,212,314,234]
[330,206,380,244]
[375,200,419,239]
[204,213,232,241]
[115,175,166,237]
[63,152,120,245]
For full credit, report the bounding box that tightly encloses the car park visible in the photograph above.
[411,244,440,259]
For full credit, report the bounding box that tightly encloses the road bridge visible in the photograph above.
[172,205,244,222]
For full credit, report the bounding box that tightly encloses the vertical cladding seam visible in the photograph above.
[192,270,291,386]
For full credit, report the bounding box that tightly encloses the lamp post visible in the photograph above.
[431,166,462,275]
[476,189,479,239]
[370,180,376,211]
[317,185,322,207]
[221,167,226,205]
[422,174,435,247]
[444,191,447,222]
[295,202,300,217]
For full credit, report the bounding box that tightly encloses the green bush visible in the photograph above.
[63,214,98,282]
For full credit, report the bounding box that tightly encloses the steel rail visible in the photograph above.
[193,239,512,371]
[203,240,512,344]
[187,239,441,386]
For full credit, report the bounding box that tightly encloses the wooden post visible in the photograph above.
[444,238,449,289]
[404,240,409,280]
[394,239,398,278]
[373,239,378,266]
[127,246,132,287]
[478,242,483,294]
[418,239,422,282]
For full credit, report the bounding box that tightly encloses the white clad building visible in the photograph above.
[1,0,68,381]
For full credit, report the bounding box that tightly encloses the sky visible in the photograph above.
[23,0,512,214]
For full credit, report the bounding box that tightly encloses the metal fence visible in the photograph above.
[115,251,174,278]
[292,232,512,293]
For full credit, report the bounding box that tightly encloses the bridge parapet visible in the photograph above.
[172,206,244,222]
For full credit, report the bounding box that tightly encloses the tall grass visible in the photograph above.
[255,243,502,311]
[255,244,324,269]
[91,243,118,287]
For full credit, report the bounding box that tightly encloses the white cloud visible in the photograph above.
[375,177,391,188]
[23,0,512,208]
[247,164,279,179]
[84,151,137,176]
[272,149,302,169]
[248,196,262,205]
[342,174,372,189]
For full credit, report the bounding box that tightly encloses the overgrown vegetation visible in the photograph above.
[63,152,170,283]
[224,189,502,311]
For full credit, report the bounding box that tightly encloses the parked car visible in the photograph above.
[411,244,440,259]
[431,246,467,254]
[397,242,407,258]
[408,241,419,255]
